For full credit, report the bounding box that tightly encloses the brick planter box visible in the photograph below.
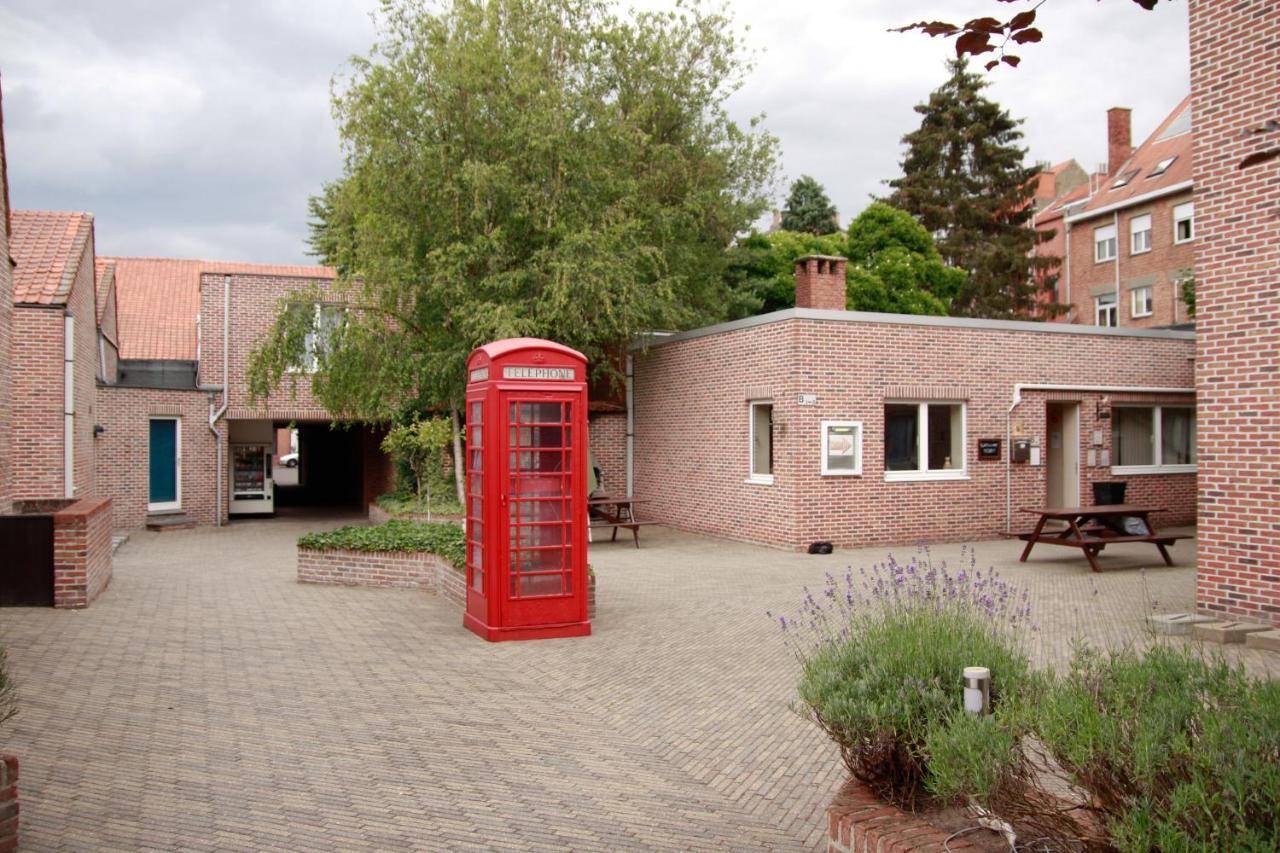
[297,545,595,619]
[826,780,978,853]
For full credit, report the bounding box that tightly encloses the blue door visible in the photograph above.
[149,419,179,509]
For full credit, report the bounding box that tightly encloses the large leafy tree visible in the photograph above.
[779,175,839,235]
[249,0,777,495]
[885,58,1053,319]
[845,202,963,315]
[722,230,847,318]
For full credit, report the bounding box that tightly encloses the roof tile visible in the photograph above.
[10,210,94,305]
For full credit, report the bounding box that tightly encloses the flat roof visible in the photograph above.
[632,308,1196,350]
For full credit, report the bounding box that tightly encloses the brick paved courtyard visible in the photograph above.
[0,518,1271,850]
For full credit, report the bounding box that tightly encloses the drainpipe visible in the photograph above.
[1063,223,1072,317]
[64,312,75,498]
[1113,211,1121,325]
[207,275,230,526]
[625,353,635,496]
[1005,382,1195,533]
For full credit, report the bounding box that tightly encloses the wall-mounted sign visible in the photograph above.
[977,438,1002,459]
[798,394,817,406]
[468,367,489,383]
[502,366,575,381]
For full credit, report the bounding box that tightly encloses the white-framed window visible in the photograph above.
[1112,405,1196,474]
[1094,224,1118,262]
[748,400,774,484]
[884,402,966,482]
[1173,202,1194,243]
[1148,155,1176,178]
[1131,286,1153,318]
[1095,292,1118,327]
[821,421,863,476]
[287,302,346,372]
[1130,214,1152,254]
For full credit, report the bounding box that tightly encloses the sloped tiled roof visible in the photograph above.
[10,210,94,305]
[1072,96,1193,220]
[1034,183,1091,227]
[103,256,335,360]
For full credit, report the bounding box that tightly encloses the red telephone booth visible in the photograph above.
[463,338,591,642]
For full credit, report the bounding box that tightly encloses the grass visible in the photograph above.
[298,520,465,570]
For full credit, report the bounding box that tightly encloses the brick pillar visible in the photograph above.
[1107,107,1132,176]
[794,255,847,311]
[1189,0,1280,625]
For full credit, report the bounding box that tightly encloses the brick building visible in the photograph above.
[1037,99,1195,329]
[8,210,102,504]
[0,78,12,515]
[1189,0,1280,624]
[626,257,1196,550]
[93,258,394,529]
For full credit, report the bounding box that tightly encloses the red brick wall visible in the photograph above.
[634,315,1195,550]
[1190,0,1280,624]
[1066,193,1194,329]
[93,386,219,529]
[51,496,113,608]
[361,425,395,506]
[588,412,626,495]
[10,307,64,499]
[69,233,99,499]
[827,780,977,852]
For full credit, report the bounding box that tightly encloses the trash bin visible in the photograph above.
[1092,481,1127,505]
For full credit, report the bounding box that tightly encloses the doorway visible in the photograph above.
[148,417,181,511]
[1046,402,1080,509]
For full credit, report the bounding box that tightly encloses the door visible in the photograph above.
[502,395,579,627]
[1046,403,1080,509]
[148,418,181,511]
[0,515,55,606]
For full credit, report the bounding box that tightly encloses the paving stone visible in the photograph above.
[1244,629,1280,652]
[1147,612,1216,635]
[1192,620,1270,644]
[0,518,1270,851]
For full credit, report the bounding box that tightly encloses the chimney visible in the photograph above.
[769,209,781,232]
[1107,107,1132,176]
[794,255,847,311]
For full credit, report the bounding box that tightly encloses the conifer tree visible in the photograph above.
[780,175,839,235]
[885,58,1055,318]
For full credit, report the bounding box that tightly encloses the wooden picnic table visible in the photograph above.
[1016,504,1192,573]
[588,496,655,548]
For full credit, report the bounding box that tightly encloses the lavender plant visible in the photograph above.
[777,547,1037,807]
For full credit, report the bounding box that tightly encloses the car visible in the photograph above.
[280,453,299,468]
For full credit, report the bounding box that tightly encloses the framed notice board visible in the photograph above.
[977,438,1002,460]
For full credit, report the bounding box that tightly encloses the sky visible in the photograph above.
[0,0,1191,266]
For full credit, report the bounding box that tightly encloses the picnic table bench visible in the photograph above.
[1016,504,1193,572]
[588,496,656,548]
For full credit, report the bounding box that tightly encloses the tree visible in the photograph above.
[248,0,778,498]
[722,230,848,318]
[894,1,1164,70]
[884,58,1054,319]
[780,175,839,235]
[844,202,963,315]
[381,417,453,520]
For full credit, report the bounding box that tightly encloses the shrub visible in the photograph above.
[298,520,465,570]
[784,550,1035,807]
[376,491,465,518]
[1036,645,1280,852]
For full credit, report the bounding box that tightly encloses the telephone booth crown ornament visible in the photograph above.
[463,338,591,641]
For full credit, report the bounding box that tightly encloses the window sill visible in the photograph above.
[1173,236,1194,245]
[1132,311,1153,319]
[1094,256,1116,264]
[1130,247,1151,256]
[884,470,969,483]
[1112,464,1196,476]
[821,470,863,477]
[744,475,774,486]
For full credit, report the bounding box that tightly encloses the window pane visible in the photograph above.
[1161,408,1196,465]
[826,425,858,471]
[1113,408,1154,466]
[519,573,566,597]
[471,401,482,423]
[927,404,963,471]
[519,402,562,423]
[885,405,919,471]
[751,404,773,476]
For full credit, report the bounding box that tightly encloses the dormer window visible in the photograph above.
[1148,156,1176,178]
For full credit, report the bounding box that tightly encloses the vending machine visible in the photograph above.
[229,443,275,516]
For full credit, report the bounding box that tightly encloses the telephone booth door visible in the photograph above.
[463,337,590,642]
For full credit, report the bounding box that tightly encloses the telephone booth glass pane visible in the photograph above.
[507,400,573,598]
[466,399,484,593]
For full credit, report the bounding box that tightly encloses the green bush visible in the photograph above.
[1036,645,1280,852]
[376,491,465,518]
[298,520,465,570]
[786,554,1035,807]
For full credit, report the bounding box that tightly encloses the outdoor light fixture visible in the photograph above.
[1097,396,1111,420]
[93,425,105,438]
[963,666,990,716]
